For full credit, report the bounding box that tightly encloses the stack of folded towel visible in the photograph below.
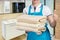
[16,15,47,33]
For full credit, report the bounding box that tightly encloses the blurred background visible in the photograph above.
[0,0,60,40]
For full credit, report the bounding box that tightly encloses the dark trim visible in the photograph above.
[54,0,56,10]
[54,27,55,36]
[54,0,56,36]
[44,0,46,5]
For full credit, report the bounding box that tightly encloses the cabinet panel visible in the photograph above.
[0,1,3,14]
[4,1,10,13]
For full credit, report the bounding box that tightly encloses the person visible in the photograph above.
[23,0,58,40]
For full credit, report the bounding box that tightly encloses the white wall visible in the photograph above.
[40,0,44,4]
[46,0,54,13]
[0,1,3,14]
[25,0,32,7]
[25,0,44,7]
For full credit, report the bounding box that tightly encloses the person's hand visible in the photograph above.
[35,27,46,35]
[36,31,42,35]
[54,14,58,21]
[37,26,46,32]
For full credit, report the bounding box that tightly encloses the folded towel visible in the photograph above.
[16,15,47,32]
[17,15,47,24]
[17,22,45,28]
[16,24,46,32]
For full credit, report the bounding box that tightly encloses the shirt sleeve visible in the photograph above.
[23,7,28,14]
[43,6,53,16]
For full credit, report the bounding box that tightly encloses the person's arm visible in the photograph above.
[43,6,57,28]
[47,15,56,28]
[23,7,28,15]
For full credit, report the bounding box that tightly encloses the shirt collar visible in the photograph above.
[31,3,42,8]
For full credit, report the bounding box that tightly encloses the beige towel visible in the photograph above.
[17,15,47,24]
[17,22,45,28]
[16,15,47,32]
[17,22,46,32]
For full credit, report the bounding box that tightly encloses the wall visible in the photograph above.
[40,0,44,4]
[25,0,32,7]
[46,0,54,13]
[0,1,3,14]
